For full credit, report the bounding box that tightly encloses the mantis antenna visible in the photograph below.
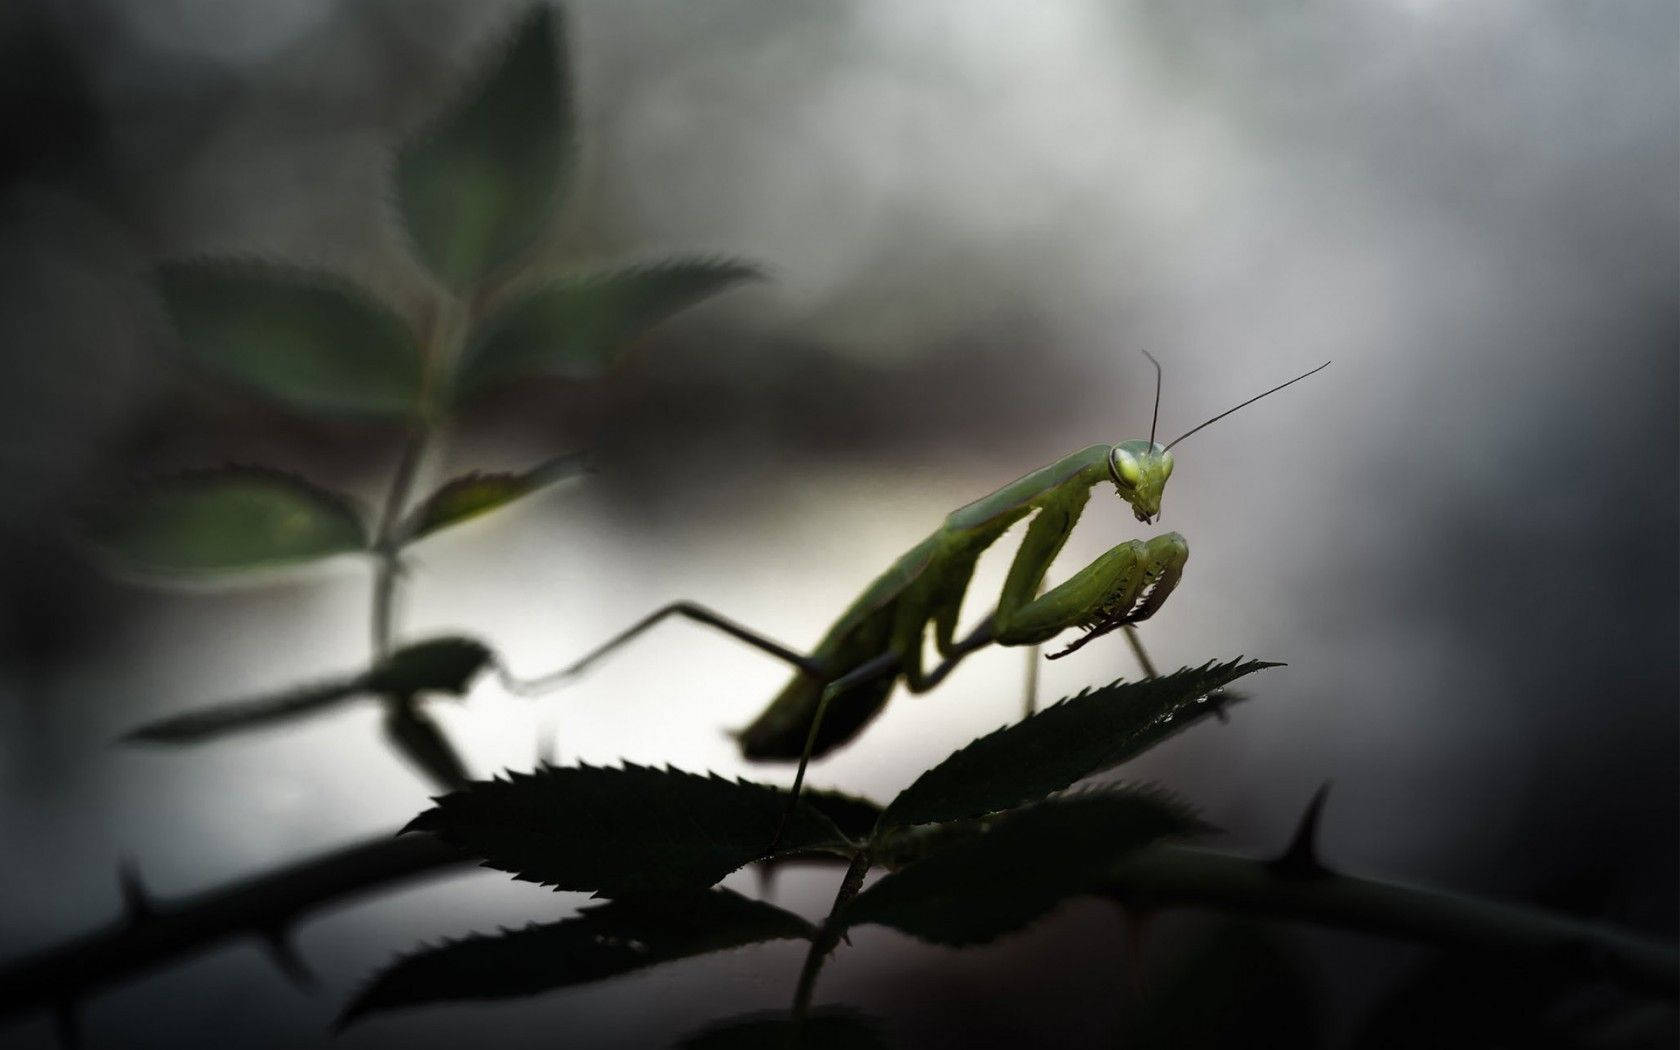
[1165,360,1331,451]
[1140,349,1163,450]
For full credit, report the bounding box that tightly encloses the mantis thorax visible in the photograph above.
[1109,440,1174,524]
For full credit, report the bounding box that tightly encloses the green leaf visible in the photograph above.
[878,659,1276,830]
[363,636,494,696]
[339,890,812,1027]
[453,259,761,397]
[396,5,572,290]
[844,789,1209,946]
[394,452,588,545]
[86,467,368,575]
[679,1009,895,1050]
[156,261,423,418]
[405,764,854,897]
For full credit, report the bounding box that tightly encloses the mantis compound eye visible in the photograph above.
[1158,450,1174,479]
[1111,448,1142,486]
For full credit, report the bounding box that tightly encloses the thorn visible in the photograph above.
[755,857,780,901]
[53,1002,80,1049]
[261,925,317,989]
[117,859,153,922]
[1269,782,1333,879]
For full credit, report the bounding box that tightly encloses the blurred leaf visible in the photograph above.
[844,790,1209,946]
[123,677,364,744]
[405,764,854,897]
[87,467,367,575]
[121,635,491,746]
[156,260,423,418]
[396,5,572,290]
[452,259,761,397]
[679,1009,895,1049]
[879,659,1275,829]
[340,889,812,1027]
[384,703,471,790]
[394,452,588,544]
[1120,921,1323,1050]
[364,636,493,696]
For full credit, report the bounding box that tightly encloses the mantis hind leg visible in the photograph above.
[502,601,823,695]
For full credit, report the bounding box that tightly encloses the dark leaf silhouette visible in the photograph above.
[124,678,364,744]
[453,259,761,397]
[86,467,367,575]
[122,636,491,744]
[679,1008,895,1049]
[156,261,423,418]
[340,889,812,1026]
[845,789,1209,946]
[394,453,589,544]
[396,5,572,289]
[363,636,493,696]
[878,659,1276,829]
[800,789,886,843]
[406,764,856,897]
[384,704,472,790]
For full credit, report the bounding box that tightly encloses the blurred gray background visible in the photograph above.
[0,0,1674,1047]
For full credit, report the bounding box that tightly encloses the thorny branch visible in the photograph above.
[0,828,1672,1037]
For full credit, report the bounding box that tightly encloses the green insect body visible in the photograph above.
[534,356,1326,831]
[736,440,1186,760]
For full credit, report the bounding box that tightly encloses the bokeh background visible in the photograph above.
[0,0,1675,1046]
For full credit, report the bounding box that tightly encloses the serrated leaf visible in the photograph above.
[156,261,423,418]
[452,259,761,397]
[340,889,812,1027]
[123,676,364,744]
[406,764,854,897]
[844,790,1209,946]
[800,789,885,843]
[394,452,587,544]
[86,467,368,575]
[396,5,572,289]
[364,636,493,695]
[679,1008,894,1050]
[878,659,1276,829]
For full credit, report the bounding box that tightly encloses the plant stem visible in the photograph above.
[1105,844,1678,995]
[370,426,429,657]
[789,850,872,1035]
[1,835,1672,1032]
[0,833,466,1026]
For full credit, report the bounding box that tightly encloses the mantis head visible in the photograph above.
[1113,351,1331,525]
[1109,441,1173,524]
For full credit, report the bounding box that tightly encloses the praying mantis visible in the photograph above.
[531,353,1328,820]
